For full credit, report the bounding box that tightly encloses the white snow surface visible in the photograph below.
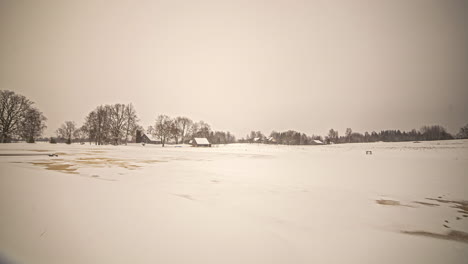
[0,140,467,263]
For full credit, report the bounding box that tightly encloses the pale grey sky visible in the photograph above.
[1,0,467,138]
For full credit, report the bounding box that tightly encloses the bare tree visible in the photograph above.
[191,121,211,138]
[124,103,138,145]
[57,121,76,144]
[457,124,468,139]
[174,117,193,144]
[345,128,352,143]
[73,127,87,144]
[109,104,126,145]
[170,121,181,144]
[83,111,97,144]
[0,90,33,143]
[95,105,111,145]
[82,105,110,145]
[152,115,172,147]
[18,107,47,143]
[328,129,339,144]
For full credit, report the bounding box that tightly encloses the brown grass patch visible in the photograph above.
[413,201,440,207]
[401,230,468,244]
[376,199,403,206]
[426,198,468,214]
[31,162,78,174]
[140,160,166,164]
[30,156,143,174]
[75,157,141,170]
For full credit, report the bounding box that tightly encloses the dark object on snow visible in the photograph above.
[443,224,450,228]
[366,151,373,155]
[48,154,58,157]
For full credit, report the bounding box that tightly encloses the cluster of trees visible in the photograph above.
[147,115,235,146]
[269,130,323,145]
[55,104,139,145]
[0,90,47,143]
[238,130,323,145]
[457,124,468,139]
[236,124,463,146]
[324,125,455,144]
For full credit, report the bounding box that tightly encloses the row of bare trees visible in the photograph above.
[0,90,47,143]
[146,115,235,146]
[55,104,139,145]
[238,130,322,145]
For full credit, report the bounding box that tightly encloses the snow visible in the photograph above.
[0,140,467,263]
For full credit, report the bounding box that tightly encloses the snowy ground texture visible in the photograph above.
[1,140,467,264]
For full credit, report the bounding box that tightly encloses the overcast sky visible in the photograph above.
[1,0,467,138]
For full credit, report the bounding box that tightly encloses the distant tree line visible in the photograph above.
[324,125,454,144]
[147,115,235,147]
[457,124,468,139]
[54,103,140,145]
[238,130,323,145]
[0,90,47,143]
[236,124,464,146]
[2,89,468,146]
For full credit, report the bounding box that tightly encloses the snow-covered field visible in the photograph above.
[0,140,467,264]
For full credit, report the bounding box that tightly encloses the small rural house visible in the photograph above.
[311,139,324,145]
[141,133,161,144]
[190,137,211,147]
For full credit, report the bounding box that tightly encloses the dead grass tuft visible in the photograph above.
[426,198,468,214]
[401,230,468,244]
[413,201,440,207]
[376,199,402,206]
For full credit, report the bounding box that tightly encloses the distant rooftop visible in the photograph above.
[194,137,210,144]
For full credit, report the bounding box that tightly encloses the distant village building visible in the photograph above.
[142,134,161,144]
[190,137,211,147]
[136,130,161,144]
[311,139,324,145]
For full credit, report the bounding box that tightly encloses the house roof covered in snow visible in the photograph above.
[193,137,210,145]
[144,134,159,142]
[313,139,324,144]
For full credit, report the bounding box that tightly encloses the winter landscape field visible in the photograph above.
[0,140,467,264]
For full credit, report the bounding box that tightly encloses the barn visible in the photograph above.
[190,137,211,147]
[141,134,161,144]
[311,139,325,145]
